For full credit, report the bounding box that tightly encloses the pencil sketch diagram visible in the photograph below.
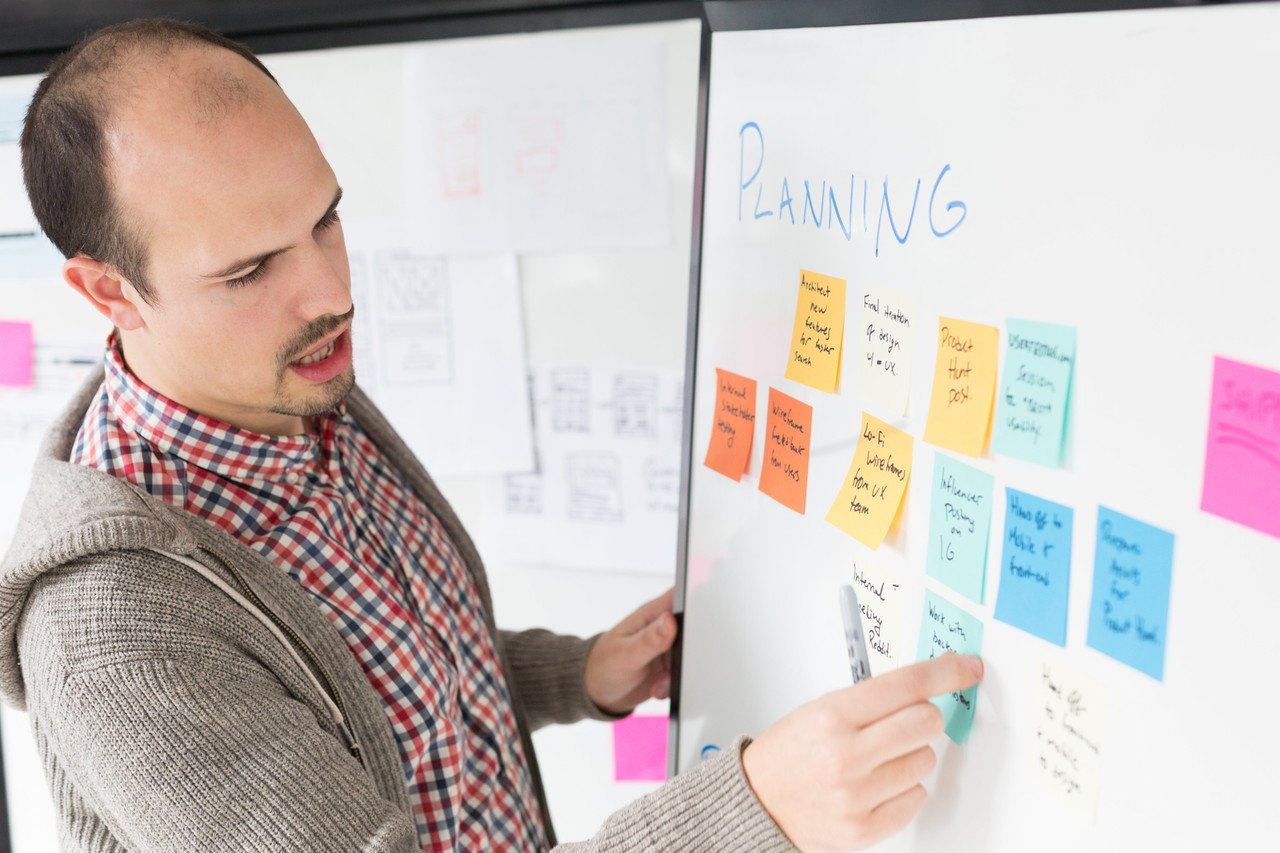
[370,253,454,387]
[612,372,659,438]
[503,473,544,515]
[433,110,483,199]
[549,369,591,433]
[643,457,680,514]
[566,452,625,524]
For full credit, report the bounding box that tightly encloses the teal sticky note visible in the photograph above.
[916,590,984,744]
[1086,507,1174,681]
[925,454,994,604]
[993,488,1073,646]
[992,319,1076,467]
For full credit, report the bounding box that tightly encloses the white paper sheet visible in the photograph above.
[856,284,915,419]
[344,222,535,478]
[403,35,670,253]
[1029,655,1108,823]
[479,365,683,576]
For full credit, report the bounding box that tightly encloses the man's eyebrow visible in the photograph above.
[199,186,344,280]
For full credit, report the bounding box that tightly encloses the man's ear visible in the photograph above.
[63,256,148,330]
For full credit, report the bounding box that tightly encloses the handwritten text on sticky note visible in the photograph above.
[858,286,914,417]
[1200,355,1280,540]
[1030,656,1107,823]
[704,368,757,481]
[852,561,907,675]
[784,269,846,393]
[826,413,913,549]
[926,454,994,604]
[1086,507,1174,681]
[924,317,999,457]
[758,387,813,514]
[994,488,1074,646]
[917,590,984,745]
[992,319,1076,467]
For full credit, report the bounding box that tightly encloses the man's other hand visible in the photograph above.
[584,588,676,715]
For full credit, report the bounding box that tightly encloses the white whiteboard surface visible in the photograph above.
[678,5,1280,851]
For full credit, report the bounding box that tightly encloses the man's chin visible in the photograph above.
[272,366,356,418]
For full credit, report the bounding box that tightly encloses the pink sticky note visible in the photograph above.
[0,320,34,388]
[611,714,668,782]
[1201,355,1280,540]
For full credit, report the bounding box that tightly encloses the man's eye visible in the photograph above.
[317,208,341,230]
[227,259,271,289]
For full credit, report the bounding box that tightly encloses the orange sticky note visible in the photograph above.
[758,387,813,514]
[704,368,757,481]
[923,317,999,457]
[784,269,846,393]
[826,413,914,548]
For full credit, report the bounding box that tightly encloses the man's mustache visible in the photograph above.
[278,305,355,369]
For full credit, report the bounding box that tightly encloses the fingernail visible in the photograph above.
[968,655,984,679]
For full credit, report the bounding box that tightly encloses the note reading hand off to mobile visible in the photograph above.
[742,653,984,852]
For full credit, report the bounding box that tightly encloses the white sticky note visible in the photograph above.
[1029,655,1107,823]
[851,561,907,675]
[856,285,915,418]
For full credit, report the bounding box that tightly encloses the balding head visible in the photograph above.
[21,19,280,302]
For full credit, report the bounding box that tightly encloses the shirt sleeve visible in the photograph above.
[497,628,629,731]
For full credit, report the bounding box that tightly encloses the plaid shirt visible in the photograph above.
[70,334,545,852]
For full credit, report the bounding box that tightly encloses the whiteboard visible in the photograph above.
[676,4,1280,851]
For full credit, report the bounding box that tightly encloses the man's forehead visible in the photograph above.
[102,47,330,272]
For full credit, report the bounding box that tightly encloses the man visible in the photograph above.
[0,19,982,852]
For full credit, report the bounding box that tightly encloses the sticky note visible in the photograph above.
[703,368,757,481]
[923,317,999,457]
[784,269,846,393]
[1200,355,1280,540]
[1086,507,1174,681]
[993,488,1073,646]
[826,413,913,548]
[0,320,34,388]
[1030,656,1107,823]
[612,714,668,782]
[992,319,1077,467]
[852,560,907,675]
[857,285,914,417]
[916,590,984,745]
[926,454,995,604]
[758,387,813,514]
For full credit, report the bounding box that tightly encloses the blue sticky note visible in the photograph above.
[993,488,1073,646]
[992,319,1077,467]
[925,454,994,604]
[916,590,984,745]
[1086,507,1174,681]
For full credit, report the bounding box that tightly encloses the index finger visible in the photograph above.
[840,653,983,728]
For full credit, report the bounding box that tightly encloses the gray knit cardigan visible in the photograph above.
[0,369,793,851]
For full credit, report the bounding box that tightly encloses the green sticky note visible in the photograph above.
[916,590,984,744]
[925,454,994,604]
[992,319,1077,467]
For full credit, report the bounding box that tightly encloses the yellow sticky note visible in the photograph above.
[826,412,914,548]
[923,317,999,457]
[784,269,846,393]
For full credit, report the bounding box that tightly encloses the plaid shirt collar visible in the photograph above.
[103,331,346,484]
